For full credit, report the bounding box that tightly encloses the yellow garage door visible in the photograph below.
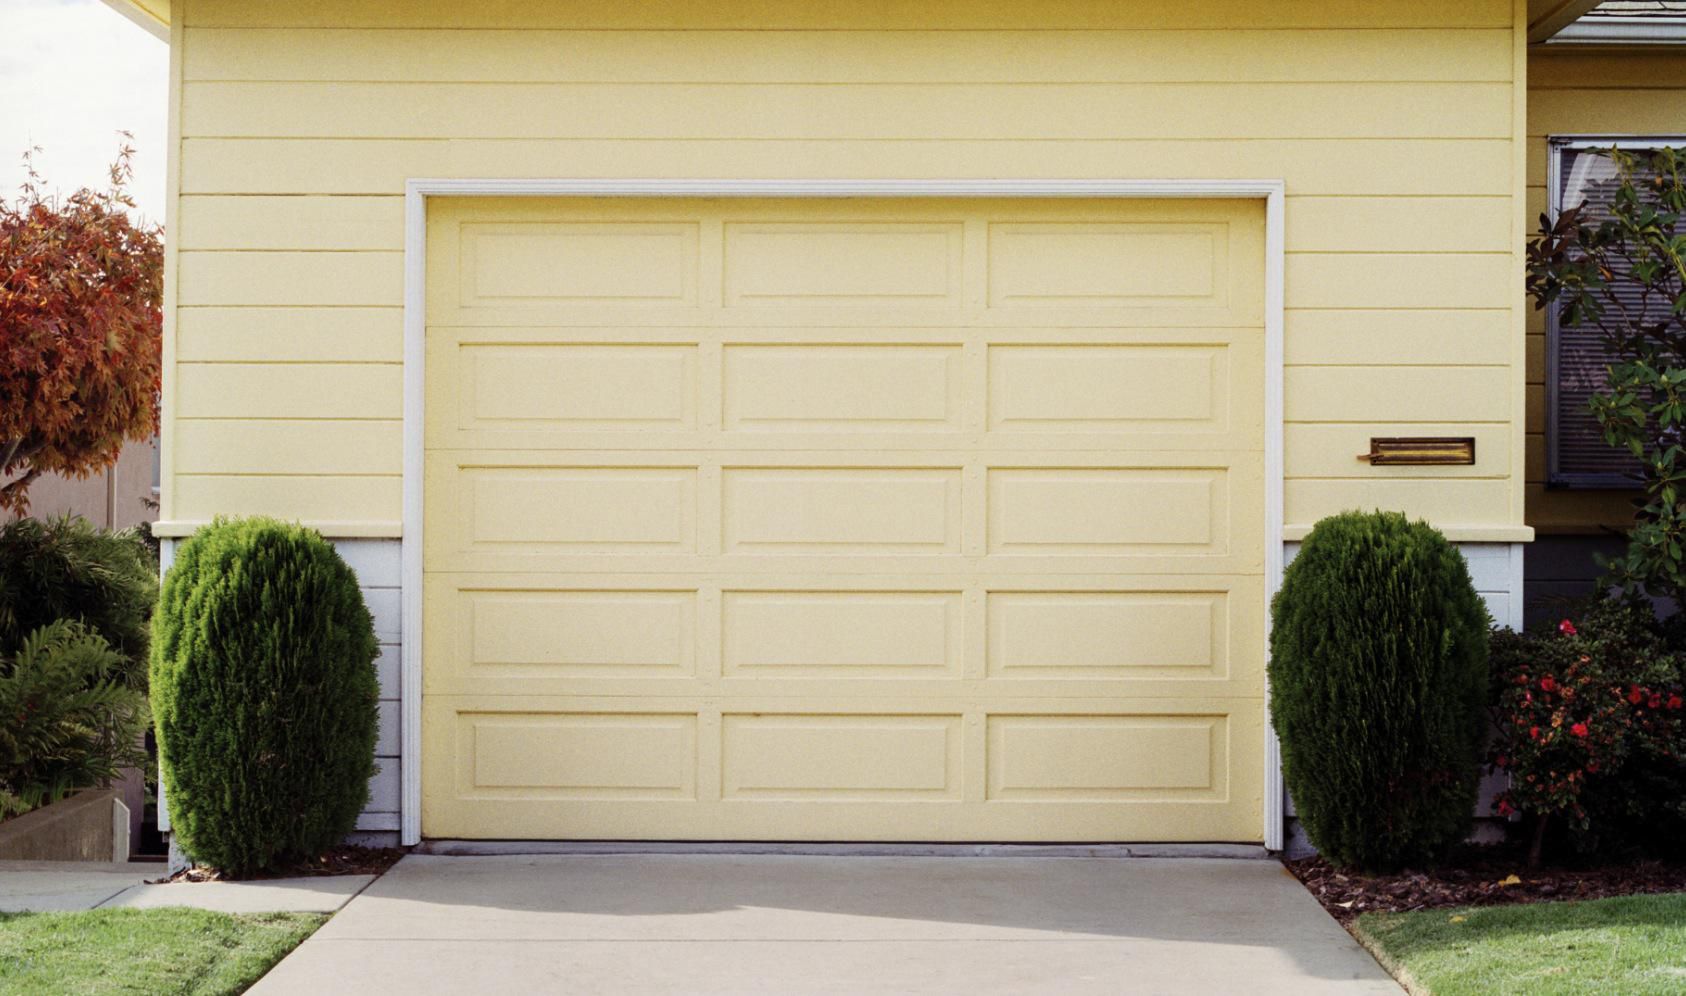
[422,197,1266,841]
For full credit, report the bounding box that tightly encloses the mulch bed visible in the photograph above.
[152,844,408,884]
[1286,849,1686,924]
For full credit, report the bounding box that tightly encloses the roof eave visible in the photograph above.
[1529,0,1609,42]
[99,0,169,43]
[1547,17,1686,43]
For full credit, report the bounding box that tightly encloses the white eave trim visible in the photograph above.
[98,0,169,42]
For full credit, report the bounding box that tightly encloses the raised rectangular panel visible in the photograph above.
[459,223,698,306]
[723,467,961,554]
[723,223,963,306]
[988,224,1225,307]
[723,591,961,677]
[459,712,696,799]
[988,345,1225,431]
[464,589,695,678]
[987,468,1223,554]
[987,591,1225,678]
[464,467,696,552]
[723,344,962,431]
[986,715,1226,800]
[721,714,961,800]
[461,344,696,430]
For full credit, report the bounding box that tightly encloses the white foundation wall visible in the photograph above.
[157,536,402,844]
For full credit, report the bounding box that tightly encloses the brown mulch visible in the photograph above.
[151,844,408,884]
[1286,849,1686,923]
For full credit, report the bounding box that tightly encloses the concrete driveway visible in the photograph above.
[252,854,1399,994]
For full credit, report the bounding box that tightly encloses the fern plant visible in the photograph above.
[0,515,157,687]
[0,620,149,820]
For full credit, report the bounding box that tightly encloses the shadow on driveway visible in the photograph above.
[251,854,1400,994]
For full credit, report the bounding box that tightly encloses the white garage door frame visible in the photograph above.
[398,178,1287,849]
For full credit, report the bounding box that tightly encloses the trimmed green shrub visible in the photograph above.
[0,515,157,687]
[0,620,150,819]
[151,518,378,876]
[1270,511,1490,871]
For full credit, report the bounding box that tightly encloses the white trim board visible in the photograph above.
[399,178,1289,850]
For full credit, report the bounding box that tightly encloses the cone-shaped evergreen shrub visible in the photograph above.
[1269,511,1489,871]
[151,518,378,876]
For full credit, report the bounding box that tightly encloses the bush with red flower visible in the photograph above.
[1488,598,1686,865]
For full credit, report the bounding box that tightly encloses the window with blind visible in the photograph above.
[1547,139,1686,488]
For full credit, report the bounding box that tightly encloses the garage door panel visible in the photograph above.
[423,196,1266,841]
[455,342,700,432]
[422,574,1263,699]
[722,466,963,555]
[421,696,1264,840]
[722,343,965,432]
[722,590,963,679]
[723,222,965,307]
[428,331,1260,451]
[452,710,699,801]
[427,449,1261,574]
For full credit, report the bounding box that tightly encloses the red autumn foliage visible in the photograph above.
[1,143,162,513]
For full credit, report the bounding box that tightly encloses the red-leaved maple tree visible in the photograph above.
[0,142,162,514]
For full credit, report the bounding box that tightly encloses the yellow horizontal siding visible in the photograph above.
[174,474,400,523]
[1284,197,1512,253]
[1285,254,1512,310]
[175,364,401,419]
[176,307,403,363]
[183,28,1514,84]
[161,1,1522,537]
[178,251,403,307]
[180,81,1513,141]
[180,138,1514,197]
[1288,479,1512,525]
[1285,311,1510,365]
[175,420,403,475]
[183,0,1511,30]
[1523,48,1686,534]
[178,196,404,251]
[1284,367,1511,423]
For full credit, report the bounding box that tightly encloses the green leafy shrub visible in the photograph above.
[1527,146,1686,604]
[0,620,149,819]
[0,515,157,687]
[151,518,379,876]
[1269,511,1490,871]
[1488,598,1686,865]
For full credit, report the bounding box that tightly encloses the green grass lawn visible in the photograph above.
[0,908,325,995]
[1356,893,1686,995]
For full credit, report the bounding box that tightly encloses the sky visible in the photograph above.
[0,0,168,224]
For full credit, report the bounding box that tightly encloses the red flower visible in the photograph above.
[1496,800,1515,817]
[1588,761,1600,773]
[1630,687,1646,705]
[1669,695,1683,710]
[1540,676,1558,693]
[1571,722,1589,738]
[1650,695,1664,709]
[1559,619,1578,636]
[1530,726,1541,740]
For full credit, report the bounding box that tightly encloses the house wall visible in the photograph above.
[153,0,1532,839]
[1522,47,1686,623]
[157,0,1528,543]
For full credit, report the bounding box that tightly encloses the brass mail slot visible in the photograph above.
[1359,437,1476,466]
